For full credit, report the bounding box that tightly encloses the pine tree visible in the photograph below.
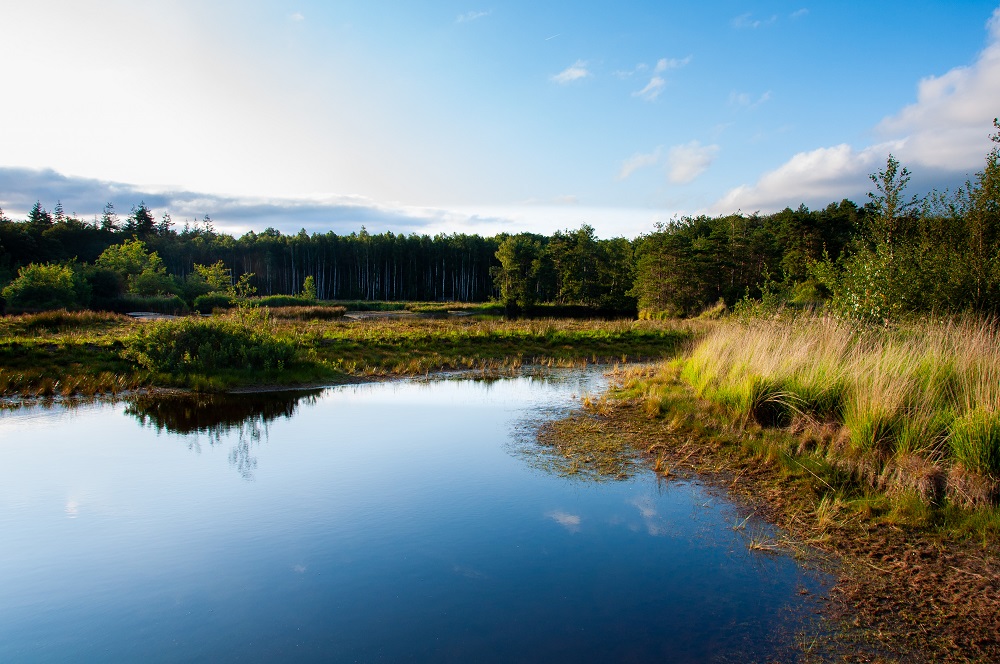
[101,203,120,231]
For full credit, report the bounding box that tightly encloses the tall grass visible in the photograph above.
[676,315,1000,504]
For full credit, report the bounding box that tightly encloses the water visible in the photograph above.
[0,369,831,662]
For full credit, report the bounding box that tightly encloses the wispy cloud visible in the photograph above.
[289,12,304,22]
[617,147,663,180]
[629,55,690,100]
[790,8,809,19]
[551,60,590,84]
[729,90,772,110]
[548,510,582,532]
[456,9,491,23]
[732,12,777,29]
[629,497,666,536]
[633,76,665,100]
[655,56,692,72]
[667,141,719,184]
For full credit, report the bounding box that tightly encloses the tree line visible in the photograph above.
[2,119,998,319]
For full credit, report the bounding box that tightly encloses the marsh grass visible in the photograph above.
[266,305,347,321]
[532,411,640,480]
[672,315,1000,506]
[0,310,693,397]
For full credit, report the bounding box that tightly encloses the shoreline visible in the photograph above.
[548,368,1000,661]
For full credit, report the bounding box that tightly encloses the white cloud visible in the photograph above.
[617,147,662,180]
[790,8,809,19]
[874,8,1000,171]
[629,56,688,100]
[710,143,894,214]
[548,510,582,532]
[551,60,590,84]
[732,13,777,29]
[456,10,491,23]
[553,194,578,205]
[655,56,692,72]
[729,90,771,110]
[633,76,665,100]
[711,7,1000,214]
[667,141,719,184]
[289,12,304,22]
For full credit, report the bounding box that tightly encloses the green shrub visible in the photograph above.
[193,293,235,313]
[257,295,315,308]
[301,276,317,300]
[122,317,295,374]
[1,262,88,312]
[113,295,190,315]
[95,239,177,296]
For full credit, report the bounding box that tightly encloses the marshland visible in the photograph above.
[3,125,1000,660]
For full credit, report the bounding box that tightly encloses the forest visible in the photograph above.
[1,119,998,321]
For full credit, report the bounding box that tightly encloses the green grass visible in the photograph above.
[632,314,1000,513]
[0,309,694,396]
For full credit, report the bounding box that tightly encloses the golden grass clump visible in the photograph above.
[675,315,1000,504]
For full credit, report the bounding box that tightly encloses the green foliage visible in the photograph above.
[122,316,295,374]
[193,293,235,313]
[822,123,1000,322]
[193,260,231,290]
[124,201,156,237]
[257,295,314,308]
[95,239,176,296]
[493,234,543,311]
[1,262,88,311]
[301,275,317,300]
[628,203,857,318]
[228,272,256,300]
[113,294,189,314]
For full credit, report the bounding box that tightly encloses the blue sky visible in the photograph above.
[2,1,999,238]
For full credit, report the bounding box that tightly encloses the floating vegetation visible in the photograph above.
[528,412,640,481]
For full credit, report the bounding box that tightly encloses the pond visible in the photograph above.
[0,369,831,662]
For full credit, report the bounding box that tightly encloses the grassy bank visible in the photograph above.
[0,308,693,397]
[675,316,1000,508]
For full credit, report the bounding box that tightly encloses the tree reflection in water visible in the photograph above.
[125,390,322,479]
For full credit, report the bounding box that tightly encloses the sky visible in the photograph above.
[2,0,999,239]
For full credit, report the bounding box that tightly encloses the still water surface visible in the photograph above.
[0,369,830,662]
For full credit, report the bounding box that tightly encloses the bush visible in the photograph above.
[193,293,235,313]
[107,294,190,315]
[1,262,88,312]
[257,295,314,308]
[122,316,295,374]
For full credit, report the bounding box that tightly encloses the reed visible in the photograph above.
[672,315,1000,504]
